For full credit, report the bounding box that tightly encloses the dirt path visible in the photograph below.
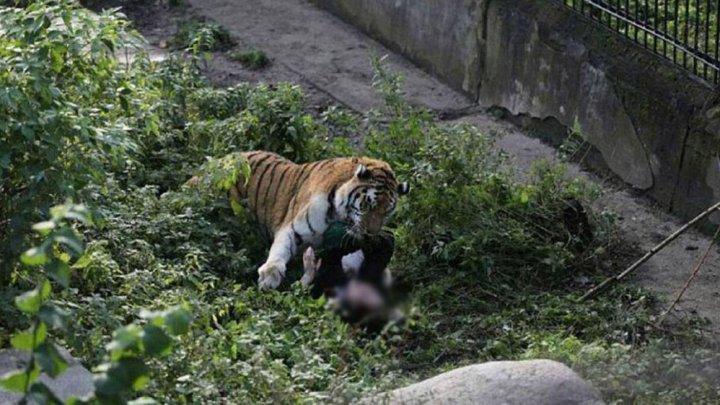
[111,0,719,338]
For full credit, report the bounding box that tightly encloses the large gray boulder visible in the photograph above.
[0,348,94,403]
[372,360,604,405]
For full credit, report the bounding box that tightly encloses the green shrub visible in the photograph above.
[172,20,235,53]
[0,1,206,281]
[229,49,271,70]
[0,203,192,404]
[0,1,149,281]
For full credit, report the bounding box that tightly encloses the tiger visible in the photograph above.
[230,151,409,290]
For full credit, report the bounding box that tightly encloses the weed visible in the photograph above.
[173,20,235,53]
[229,48,271,70]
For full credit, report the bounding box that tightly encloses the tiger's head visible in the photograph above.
[335,158,409,237]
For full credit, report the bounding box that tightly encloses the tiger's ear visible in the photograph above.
[355,164,371,180]
[398,182,410,196]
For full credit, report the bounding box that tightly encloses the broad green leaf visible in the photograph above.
[49,204,91,225]
[51,228,84,257]
[163,306,192,336]
[140,325,172,357]
[46,261,71,288]
[520,191,529,205]
[133,375,150,391]
[40,279,52,299]
[63,205,92,225]
[21,247,48,266]
[94,358,149,395]
[15,282,50,314]
[35,343,69,378]
[32,220,56,233]
[11,322,47,351]
[128,397,158,405]
[0,363,39,393]
[138,308,163,322]
[107,325,142,360]
[11,330,36,351]
[38,304,69,330]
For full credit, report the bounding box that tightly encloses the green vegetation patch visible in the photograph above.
[1,1,719,403]
[229,49,271,70]
[172,19,235,52]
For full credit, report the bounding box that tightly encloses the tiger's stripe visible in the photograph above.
[227,150,407,290]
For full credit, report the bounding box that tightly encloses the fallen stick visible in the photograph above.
[579,200,720,302]
[655,223,720,327]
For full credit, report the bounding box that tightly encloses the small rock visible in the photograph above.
[158,39,169,49]
[366,360,604,405]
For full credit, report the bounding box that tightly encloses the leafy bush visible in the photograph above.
[172,20,235,53]
[229,48,271,70]
[0,1,149,280]
[186,83,321,161]
[0,203,192,404]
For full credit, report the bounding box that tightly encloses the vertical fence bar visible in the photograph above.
[627,0,632,33]
[715,1,720,83]
[653,0,659,52]
[674,0,680,63]
[683,0,690,69]
[615,0,620,27]
[694,0,701,75]
[644,0,650,48]
[704,0,710,78]
[615,0,620,28]
[664,0,669,56]
[635,0,641,40]
[623,0,630,33]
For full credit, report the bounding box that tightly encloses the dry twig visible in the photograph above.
[580,201,720,301]
[655,224,720,327]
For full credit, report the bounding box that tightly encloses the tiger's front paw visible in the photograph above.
[258,260,285,290]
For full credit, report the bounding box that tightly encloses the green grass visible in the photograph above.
[229,49,271,70]
[2,2,719,403]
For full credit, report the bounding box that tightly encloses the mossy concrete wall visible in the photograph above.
[312,0,720,222]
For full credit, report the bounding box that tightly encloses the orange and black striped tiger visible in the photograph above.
[230,151,409,290]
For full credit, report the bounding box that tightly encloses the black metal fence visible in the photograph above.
[558,0,720,85]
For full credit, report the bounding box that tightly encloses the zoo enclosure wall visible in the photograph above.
[311,0,720,226]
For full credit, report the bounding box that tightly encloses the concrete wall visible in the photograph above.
[312,0,720,222]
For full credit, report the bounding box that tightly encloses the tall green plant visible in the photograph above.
[0,1,153,281]
[0,202,192,404]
